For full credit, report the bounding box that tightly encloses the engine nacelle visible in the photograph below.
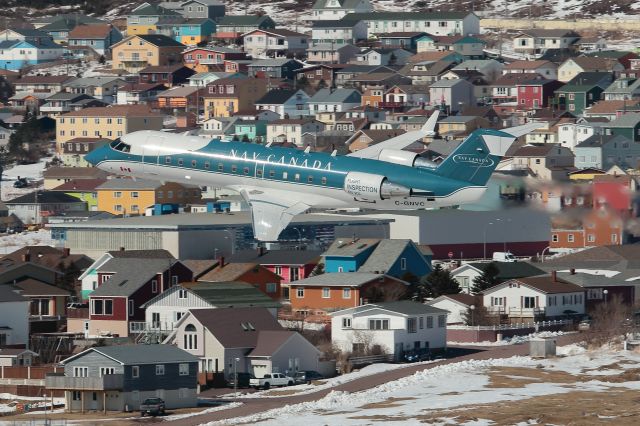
[378,149,438,169]
[344,172,410,201]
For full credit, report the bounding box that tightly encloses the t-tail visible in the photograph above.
[435,123,542,186]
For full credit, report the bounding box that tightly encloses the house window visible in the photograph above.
[129,300,134,316]
[132,365,139,378]
[91,299,113,315]
[73,367,88,377]
[131,191,139,198]
[552,234,559,243]
[369,319,389,330]
[183,324,198,350]
[156,365,165,375]
[172,276,178,286]
[438,315,446,327]
[523,296,536,308]
[343,288,351,299]
[100,367,115,377]
[322,287,330,298]
[427,316,433,328]
[178,289,188,299]
[612,233,618,243]
[568,234,575,243]
[179,363,189,376]
[400,258,407,270]
[407,317,417,333]
[588,234,595,242]
[72,391,81,401]
[297,287,304,298]
[114,191,122,198]
[151,280,158,293]
[266,283,277,293]
[342,317,352,328]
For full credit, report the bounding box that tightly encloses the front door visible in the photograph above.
[83,321,89,338]
[90,392,98,410]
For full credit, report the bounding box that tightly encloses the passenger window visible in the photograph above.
[165,156,171,164]
[178,159,184,167]
[191,160,197,167]
[321,177,327,185]
[231,165,237,173]
[294,174,300,182]
[243,167,249,175]
[308,176,313,183]
[269,170,275,178]
[283,172,288,179]
[218,163,223,171]
[257,170,263,177]
[204,161,210,170]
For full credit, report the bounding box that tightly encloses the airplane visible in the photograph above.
[85,111,540,241]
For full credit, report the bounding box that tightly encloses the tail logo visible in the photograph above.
[451,154,495,168]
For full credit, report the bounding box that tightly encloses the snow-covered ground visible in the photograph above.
[449,330,566,347]
[0,393,64,415]
[208,343,640,425]
[1,157,51,202]
[0,229,56,254]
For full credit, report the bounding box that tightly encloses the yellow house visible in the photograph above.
[95,179,202,216]
[569,168,606,181]
[202,76,267,118]
[55,105,164,153]
[126,2,182,35]
[111,34,185,73]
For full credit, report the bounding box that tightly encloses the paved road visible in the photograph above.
[168,334,584,425]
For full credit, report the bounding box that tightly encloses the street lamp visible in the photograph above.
[234,357,240,397]
[470,304,476,326]
[43,393,47,424]
[604,289,609,305]
[483,222,494,260]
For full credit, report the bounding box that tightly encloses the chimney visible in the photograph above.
[63,248,70,257]
[220,256,225,267]
[21,251,30,262]
[551,270,557,282]
[258,246,265,257]
[570,268,576,275]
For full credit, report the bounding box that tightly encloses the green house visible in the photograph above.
[50,178,107,211]
[555,83,604,115]
[231,120,268,142]
[603,113,640,142]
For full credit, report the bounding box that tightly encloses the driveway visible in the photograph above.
[168,333,584,425]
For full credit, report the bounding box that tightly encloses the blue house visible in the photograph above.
[67,24,124,55]
[323,238,431,278]
[0,39,63,71]
[169,18,216,46]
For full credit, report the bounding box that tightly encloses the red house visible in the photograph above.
[516,78,563,109]
[592,174,637,215]
[197,260,282,300]
[88,258,192,338]
[182,46,249,70]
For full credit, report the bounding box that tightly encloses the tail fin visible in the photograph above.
[436,123,540,186]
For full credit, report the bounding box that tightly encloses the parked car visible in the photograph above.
[578,319,592,331]
[228,372,255,388]
[250,373,294,390]
[492,251,516,262]
[13,177,29,188]
[140,397,165,416]
[403,348,431,363]
[294,370,325,385]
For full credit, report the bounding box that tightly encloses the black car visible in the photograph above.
[140,397,165,416]
[294,370,325,384]
[227,372,255,388]
[403,348,431,363]
[13,178,29,188]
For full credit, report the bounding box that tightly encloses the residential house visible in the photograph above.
[0,38,63,70]
[14,75,73,94]
[67,24,123,55]
[576,37,607,53]
[0,286,29,346]
[427,293,476,324]
[437,116,490,140]
[450,35,486,58]
[306,43,360,64]
[40,93,97,117]
[5,191,87,224]
[602,77,640,101]
[242,29,309,58]
[115,83,167,105]
[95,178,201,216]
[126,2,183,35]
[585,50,639,69]
[503,60,558,80]
[449,262,546,294]
[51,178,107,212]
[511,144,575,180]
[63,76,128,103]
[308,88,361,114]
[0,28,52,43]
[39,14,105,44]
[404,58,459,84]
[55,105,164,151]
[197,261,282,300]
[311,0,373,20]
[556,81,606,115]
[139,64,196,87]
[87,257,192,338]
[331,301,447,359]
[255,89,311,119]
[188,71,232,87]
[604,113,640,142]
[451,59,504,82]
[557,117,607,150]
[8,92,48,112]
[347,128,405,152]
[346,72,412,92]
[558,57,622,83]
[516,78,563,109]
[483,275,585,323]
[429,78,474,113]
[247,58,304,80]
[155,86,202,112]
[46,345,198,412]
[166,308,319,379]
[156,18,216,46]
[311,19,367,45]
[182,46,249,72]
[377,32,426,51]
[353,48,413,66]
[43,166,108,190]
[512,29,580,56]
[0,349,39,367]
[202,75,268,118]
[141,282,281,333]
[266,118,326,145]
[342,11,480,37]
[59,138,110,169]
[111,34,185,73]
[574,134,640,169]
[214,15,276,43]
[592,173,637,213]
[289,272,408,316]
[160,0,225,20]
[230,120,267,142]
[10,278,70,328]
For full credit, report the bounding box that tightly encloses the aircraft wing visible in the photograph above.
[347,110,440,159]
[239,188,310,241]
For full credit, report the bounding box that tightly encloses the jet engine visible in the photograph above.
[378,149,437,169]
[344,172,410,201]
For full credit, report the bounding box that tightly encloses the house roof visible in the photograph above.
[607,113,640,128]
[68,24,113,40]
[312,0,367,9]
[290,272,404,287]
[51,179,108,192]
[324,238,379,257]
[65,344,197,365]
[333,300,447,316]
[180,259,219,278]
[228,249,322,265]
[518,29,579,38]
[61,105,163,118]
[139,64,190,74]
[309,88,360,104]
[359,239,421,274]
[135,34,184,47]
[0,286,28,303]
[43,166,108,179]
[586,100,637,115]
[504,60,554,70]
[576,134,627,148]
[15,75,72,85]
[248,330,304,357]
[255,89,299,105]
[217,15,273,26]
[6,191,84,205]
[107,249,175,259]
[312,20,362,28]
[157,86,200,98]
[198,262,278,282]
[184,281,280,308]
[568,56,617,71]
[90,258,181,297]
[96,178,162,190]
[0,348,37,357]
[487,276,585,294]
[189,307,283,348]
[512,144,557,157]
[245,28,306,38]
[465,262,547,280]
[430,293,476,307]
[12,279,70,296]
[131,3,181,16]
[344,11,472,20]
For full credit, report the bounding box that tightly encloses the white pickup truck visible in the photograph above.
[249,373,294,390]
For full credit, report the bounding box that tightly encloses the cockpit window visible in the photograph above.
[109,138,131,153]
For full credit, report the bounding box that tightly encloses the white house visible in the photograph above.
[311,0,373,21]
[344,11,480,38]
[482,275,585,322]
[165,308,319,378]
[0,38,64,71]
[242,29,309,58]
[502,60,558,80]
[0,286,29,346]
[512,29,580,57]
[308,88,361,113]
[452,59,504,82]
[557,57,625,83]
[266,118,326,145]
[427,294,475,325]
[311,20,368,45]
[331,301,447,360]
[255,89,311,119]
[557,117,607,151]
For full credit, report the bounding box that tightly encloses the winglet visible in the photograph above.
[501,122,543,138]
[421,109,439,136]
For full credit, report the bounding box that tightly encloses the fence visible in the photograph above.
[348,354,394,367]
[448,320,572,343]
[0,366,63,397]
